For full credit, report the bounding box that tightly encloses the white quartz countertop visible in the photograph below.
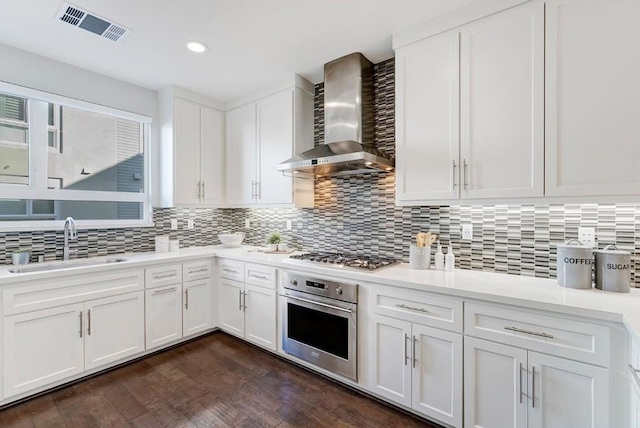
[2,245,640,342]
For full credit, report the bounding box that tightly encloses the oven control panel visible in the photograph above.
[281,272,357,303]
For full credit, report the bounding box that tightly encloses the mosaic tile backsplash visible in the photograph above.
[0,58,639,287]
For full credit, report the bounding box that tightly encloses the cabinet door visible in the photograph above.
[460,2,544,199]
[225,103,257,206]
[257,89,294,205]
[632,374,640,428]
[244,284,276,350]
[84,291,145,371]
[145,285,183,350]
[528,351,609,428]
[183,279,212,337]
[369,314,412,407]
[3,303,84,398]
[218,279,245,337]
[464,337,527,428]
[412,325,462,428]
[545,0,640,196]
[174,97,202,205]
[200,106,224,206]
[395,30,460,204]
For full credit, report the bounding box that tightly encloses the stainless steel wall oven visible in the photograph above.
[279,271,358,380]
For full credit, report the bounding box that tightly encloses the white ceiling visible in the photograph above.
[0,0,476,101]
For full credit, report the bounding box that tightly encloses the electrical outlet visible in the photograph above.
[187,219,195,230]
[170,219,178,230]
[578,227,596,247]
[462,224,473,240]
[245,219,250,228]
[286,220,292,230]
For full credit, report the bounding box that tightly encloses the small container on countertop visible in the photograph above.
[594,245,631,293]
[556,239,593,289]
[155,236,170,253]
[409,244,430,270]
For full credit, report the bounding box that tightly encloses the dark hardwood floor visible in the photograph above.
[0,332,441,427]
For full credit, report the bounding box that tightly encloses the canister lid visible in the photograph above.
[594,244,631,255]
[556,239,592,250]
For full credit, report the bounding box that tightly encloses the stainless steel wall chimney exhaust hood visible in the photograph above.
[278,53,394,177]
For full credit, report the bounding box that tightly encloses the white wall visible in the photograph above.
[0,42,161,206]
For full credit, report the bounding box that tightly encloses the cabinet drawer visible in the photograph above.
[465,302,610,367]
[183,259,212,282]
[245,263,277,289]
[3,269,145,316]
[145,264,182,288]
[373,285,463,333]
[220,259,245,282]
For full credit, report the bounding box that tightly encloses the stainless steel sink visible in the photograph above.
[9,258,128,274]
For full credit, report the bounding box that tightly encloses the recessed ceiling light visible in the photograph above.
[185,41,208,53]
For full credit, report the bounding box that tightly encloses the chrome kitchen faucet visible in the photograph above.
[63,217,77,261]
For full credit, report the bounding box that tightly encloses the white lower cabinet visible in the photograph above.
[369,314,462,427]
[145,284,183,350]
[3,291,145,399]
[84,292,145,371]
[244,284,277,350]
[465,336,609,428]
[218,278,276,351]
[3,303,85,398]
[183,279,212,337]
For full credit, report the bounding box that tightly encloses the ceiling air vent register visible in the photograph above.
[55,2,131,42]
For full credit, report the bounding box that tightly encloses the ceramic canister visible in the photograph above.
[556,239,593,289]
[594,245,631,293]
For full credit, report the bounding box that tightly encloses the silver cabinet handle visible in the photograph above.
[238,289,243,311]
[250,273,269,280]
[395,303,428,313]
[519,363,523,404]
[284,293,353,314]
[412,335,418,368]
[630,365,640,389]
[404,333,410,366]
[185,288,189,309]
[504,326,554,339]
[243,291,247,311]
[197,181,201,199]
[87,309,91,336]
[154,272,176,280]
[79,311,83,338]
[452,159,457,189]
[202,181,205,199]
[189,268,208,275]
[531,365,536,408]
[256,181,261,199]
[223,268,238,274]
[251,180,256,198]
[463,159,469,190]
[153,287,177,295]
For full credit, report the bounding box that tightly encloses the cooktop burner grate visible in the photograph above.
[289,252,399,271]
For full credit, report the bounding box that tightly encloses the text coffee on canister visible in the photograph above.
[594,245,631,293]
[556,239,593,289]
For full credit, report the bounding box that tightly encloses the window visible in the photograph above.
[0,82,151,230]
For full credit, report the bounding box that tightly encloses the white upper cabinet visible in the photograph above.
[396,30,460,204]
[224,79,314,208]
[395,1,544,205]
[257,89,295,205]
[545,0,640,196]
[159,87,225,207]
[460,2,544,199]
[225,103,257,206]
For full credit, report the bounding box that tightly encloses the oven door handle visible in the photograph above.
[284,294,353,314]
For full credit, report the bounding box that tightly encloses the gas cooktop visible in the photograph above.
[288,252,399,271]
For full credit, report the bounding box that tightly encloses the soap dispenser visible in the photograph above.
[435,241,444,271]
[445,244,455,272]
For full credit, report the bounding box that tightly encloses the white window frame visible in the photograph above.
[0,81,153,232]
[47,103,61,152]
